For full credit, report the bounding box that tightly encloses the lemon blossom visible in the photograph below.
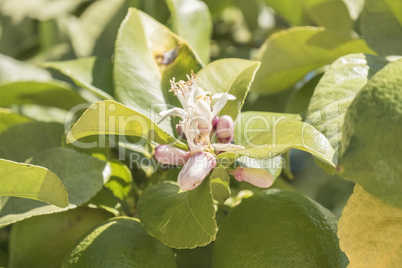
[155,71,244,190]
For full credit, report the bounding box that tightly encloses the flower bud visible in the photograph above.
[231,167,273,188]
[216,115,234,142]
[155,145,189,165]
[211,116,219,128]
[178,152,216,191]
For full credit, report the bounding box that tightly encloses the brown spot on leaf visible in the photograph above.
[155,47,179,65]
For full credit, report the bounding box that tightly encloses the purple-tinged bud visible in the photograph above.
[216,115,234,142]
[155,145,189,165]
[178,152,216,191]
[230,167,273,188]
[211,116,219,128]
[176,124,186,139]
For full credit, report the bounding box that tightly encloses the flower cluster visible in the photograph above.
[155,72,272,191]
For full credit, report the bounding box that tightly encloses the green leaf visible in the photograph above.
[234,0,259,31]
[0,16,37,59]
[218,111,336,168]
[0,147,108,227]
[62,217,176,268]
[166,0,212,64]
[1,0,85,21]
[305,0,353,33]
[9,207,111,268]
[0,81,86,110]
[338,59,402,207]
[0,54,52,83]
[210,167,230,204]
[66,100,187,150]
[113,8,202,133]
[252,27,375,95]
[306,53,389,155]
[201,0,231,15]
[197,59,261,120]
[109,160,133,183]
[213,189,347,267]
[0,122,64,162]
[41,57,114,100]
[68,0,128,58]
[137,178,217,249]
[360,0,402,56]
[103,160,133,202]
[0,159,68,207]
[263,0,352,32]
[338,184,402,267]
[14,104,68,123]
[0,109,32,134]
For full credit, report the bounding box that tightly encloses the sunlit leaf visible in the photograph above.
[252,27,375,95]
[218,111,336,169]
[263,0,352,32]
[210,167,230,204]
[0,147,109,227]
[0,159,68,207]
[167,0,212,63]
[197,58,261,120]
[66,100,187,150]
[114,8,202,133]
[360,0,402,56]
[306,53,388,155]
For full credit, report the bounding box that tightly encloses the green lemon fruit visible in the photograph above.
[62,217,176,268]
[213,189,347,267]
[9,207,111,268]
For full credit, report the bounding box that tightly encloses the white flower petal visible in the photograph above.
[212,92,236,100]
[195,99,212,130]
[157,108,185,124]
[211,92,228,118]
